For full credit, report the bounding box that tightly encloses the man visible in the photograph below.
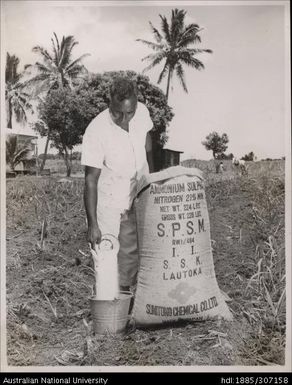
[219,162,224,173]
[81,77,154,292]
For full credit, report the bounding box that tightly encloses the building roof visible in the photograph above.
[5,127,38,139]
[163,136,184,153]
[163,148,184,154]
[162,116,185,153]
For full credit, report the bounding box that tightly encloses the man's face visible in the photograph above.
[109,95,137,130]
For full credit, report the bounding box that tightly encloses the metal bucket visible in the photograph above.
[90,291,133,335]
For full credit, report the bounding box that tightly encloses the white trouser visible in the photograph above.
[96,205,138,287]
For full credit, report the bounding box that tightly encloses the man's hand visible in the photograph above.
[87,223,102,250]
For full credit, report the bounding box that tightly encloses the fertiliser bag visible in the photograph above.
[133,166,232,326]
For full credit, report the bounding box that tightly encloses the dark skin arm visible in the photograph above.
[146,131,154,173]
[84,166,102,250]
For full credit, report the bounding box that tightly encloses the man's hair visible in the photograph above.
[109,77,138,102]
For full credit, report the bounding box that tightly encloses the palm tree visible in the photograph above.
[6,135,31,171]
[137,9,212,170]
[137,8,213,100]
[26,33,90,170]
[26,33,90,93]
[5,53,33,129]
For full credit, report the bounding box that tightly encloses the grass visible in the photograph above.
[185,160,286,365]
[240,178,285,364]
[5,160,287,366]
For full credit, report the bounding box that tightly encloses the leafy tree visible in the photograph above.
[5,53,33,129]
[27,33,89,171]
[217,153,234,160]
[34,70,174,175]
[202,132,229,159]
[6,135,31,171]
[34,88,90,176]
[76,70,174,171]
[137,8,212,100]
[241,151,255,161]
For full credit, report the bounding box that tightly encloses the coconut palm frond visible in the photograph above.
[142,53,166,74]
[65,54,90,72]
[10,79,27,92]
[34,62,54,74]
[68,41,79,56]
[159,14,171,44]
[23,73,49,86]
[13,101,29,123]
[170,9,186,42]
[51,37,59,65]
[136,39,163,52]
[32,46,53,63]
[157,61,170,84]
[35,79,54,94]
[186,47,213,55]
[141,53,158,62]
[181,54,205,70]
[180,48,213,57]
[149,22,163,43]
[59,46,71,69]
[142,51,165,72]
[184,23,200,33]
[59,36,76,68]
[13,147,31,165]
[175,62,188,93]
[6,53,20,84]
[177,23,201,46]
[141,51,166,64]
[17,93,33,109]
[58,35,67,64]
[6,135,31,170]
[6,135,17,161]
[53,32,60,52]
[5,53,34,129]
[66,65,84,77]
[24,75,58,97]
[22,64,34,75]
[178,34,202,48]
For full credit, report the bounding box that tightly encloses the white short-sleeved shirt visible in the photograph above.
[81,102,153,210]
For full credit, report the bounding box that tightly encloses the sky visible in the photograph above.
[1,1,290,160]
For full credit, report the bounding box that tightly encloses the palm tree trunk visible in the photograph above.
[7,99,13,129]
[165,69,172,101]
[40,135,50,172]
[159,68,173,170]
[163,67,181,170]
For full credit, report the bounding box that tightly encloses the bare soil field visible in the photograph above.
[5,160,286,367]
